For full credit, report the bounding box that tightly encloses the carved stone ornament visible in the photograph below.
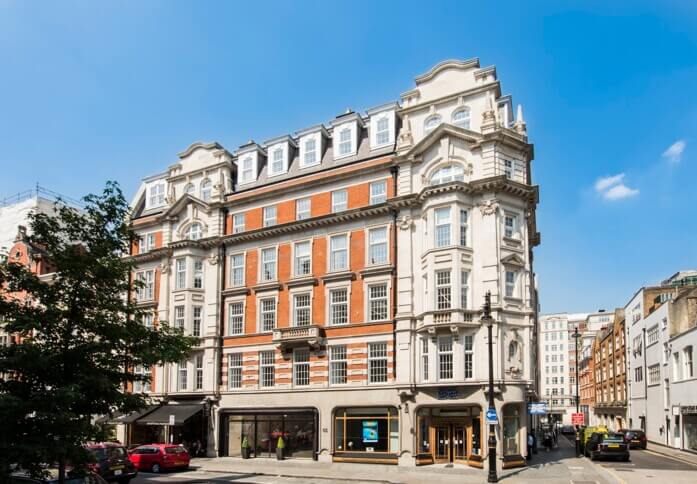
[478,200,499,216]
[160,260,170,274]
[398,215,413,231]
[208,254,220,265]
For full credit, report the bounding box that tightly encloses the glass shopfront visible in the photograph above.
[502,404,521,456]
[334,407,399,455]
[415,406,483,467]
[682,413,697,452]
[220,409,316,459]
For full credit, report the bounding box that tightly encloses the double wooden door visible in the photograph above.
[432,419,471,463]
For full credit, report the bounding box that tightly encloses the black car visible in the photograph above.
[619,428,647,449]
[85,443,137,483]
[561,425,575,435]
[584,432,630,461]
[11,471,109,484]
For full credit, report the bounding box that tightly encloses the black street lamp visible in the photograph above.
[483,291,498,483]
[573,324,581,457]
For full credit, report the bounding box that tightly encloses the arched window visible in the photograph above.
[200,180,212,202]
[429,164,465,186]
[424,115,442,132]
[184,183,195,195]
[452,108,471,129]
[186,223,202,240]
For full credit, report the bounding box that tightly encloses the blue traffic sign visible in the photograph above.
[485,408,498,424]
[528,402,548,415]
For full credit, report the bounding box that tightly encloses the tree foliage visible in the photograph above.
[0,182,197,482]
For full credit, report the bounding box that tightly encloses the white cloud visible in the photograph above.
[603,183,639,200]
[593,172,639,201]
[594,173,625,193]
[662,139,686,164]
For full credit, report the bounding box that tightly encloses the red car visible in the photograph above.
[127,444,190,473]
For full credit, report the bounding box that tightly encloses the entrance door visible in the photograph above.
[432,422,470,463]
[434,426,450,462]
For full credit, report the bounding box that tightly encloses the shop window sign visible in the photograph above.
[363,420,379,443]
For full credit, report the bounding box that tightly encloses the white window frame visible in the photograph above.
[368,342,388,383]
[452,107,471,129]
[435,270,451,310]
[239,156,256,184]
[174,305,185,331]
[460,270,470,309]
[228,301,244,336]
[260,247,277,281]
[200,179,212,202]
[259,350,275,387]
[138,233,156,253]
[424,114,442,132]
[504,213,518,239]
[263,206,277,227]
[293,349,310,387]
[193,258,204,289]
[438,335,454,380]
[375,116,390,146]
[292,292,312,327]
[367,226,388,265]
[175,258,187,290]
[430,165,465,186]
[329,233,348,271]
[192,306,202,337]
[648,364,660,385]
[269,145,286,176]
[684,346,693,379]
[195,354,204,390]
[328,287,349,326]
[369,180,387,205]
[230,253,245,287]
[421,338,429,381]
[505,270,517,298]
[329,345,348,385]
[370,110,394,149]
[435,207,451,247]
[300,136,319,168]
[647,325,659,345]
[185,223,202,240]
[367,282,389,322]
[146,181,166,209]
[228,353,243,389]
[259,297,277,332]
[335,123,356,159]
[296,198,311,220]
[232,213,245,234]
[331,189,348,212]
[135,269,154,301]
[459,209,468,246]
[293,240,312,277]
[178,360,188,391]
[464,334,474,379]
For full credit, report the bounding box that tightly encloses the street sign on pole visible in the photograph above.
[486,408,498,424]
[571,413,585,426]
[169,414,175,426]
[528,402,547,415]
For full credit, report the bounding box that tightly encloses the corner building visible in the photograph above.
[127,58,540,472]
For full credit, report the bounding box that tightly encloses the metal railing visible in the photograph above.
[0,184,83,208]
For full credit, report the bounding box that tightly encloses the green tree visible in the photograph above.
[0,182,197,483]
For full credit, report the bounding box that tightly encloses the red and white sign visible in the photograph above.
[571,413,585,426]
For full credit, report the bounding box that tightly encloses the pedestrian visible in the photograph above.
[527,433,534,461]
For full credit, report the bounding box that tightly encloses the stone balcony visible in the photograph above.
[272,324,324,351]
[417,309,481,338]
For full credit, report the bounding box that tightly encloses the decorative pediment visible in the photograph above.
[405,123,481,159]
[501,253,525,267]
[162,194,211,218]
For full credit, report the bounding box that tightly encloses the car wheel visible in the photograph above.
[151,463,161,474]
[590,452,596,461]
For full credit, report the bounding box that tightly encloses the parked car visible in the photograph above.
[85,442,137,483]
[11,470,108,484]
[584,432,630,461]
[561,425,575,435]
[127,444,190,473]
[618,429,647,449]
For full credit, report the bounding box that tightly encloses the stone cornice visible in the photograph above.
[413,58,481,85]
[177,141,226,159]
[398,81,501,116]
[413,177,539,206]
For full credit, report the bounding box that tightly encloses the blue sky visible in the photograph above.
[1,0,696,313]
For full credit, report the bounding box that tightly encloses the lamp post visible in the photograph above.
[574,324,581,457]
[483,291,498,483]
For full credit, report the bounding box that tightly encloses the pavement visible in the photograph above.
[131,434,618,484]
[595,441,697,484]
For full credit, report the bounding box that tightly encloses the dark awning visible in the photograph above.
[97,405,159,425]
[136,404,203,426]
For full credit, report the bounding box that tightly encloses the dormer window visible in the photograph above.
[430,165,465,186]
[452,108,470,129]
[338,128,352,156]
[240,156,255,184]
[200,179,212,202]
[376,117,389,145]
[303,138,317,166]
[146,181,166,209]
[186,223,202,240]
[271,147,284,175]
[424,115,442,132]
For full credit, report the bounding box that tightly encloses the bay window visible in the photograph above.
[175,258,186,289]
[505,270,517,298]
[435,207,451,247]
[438,336,453,380]
[435,270,451,310]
